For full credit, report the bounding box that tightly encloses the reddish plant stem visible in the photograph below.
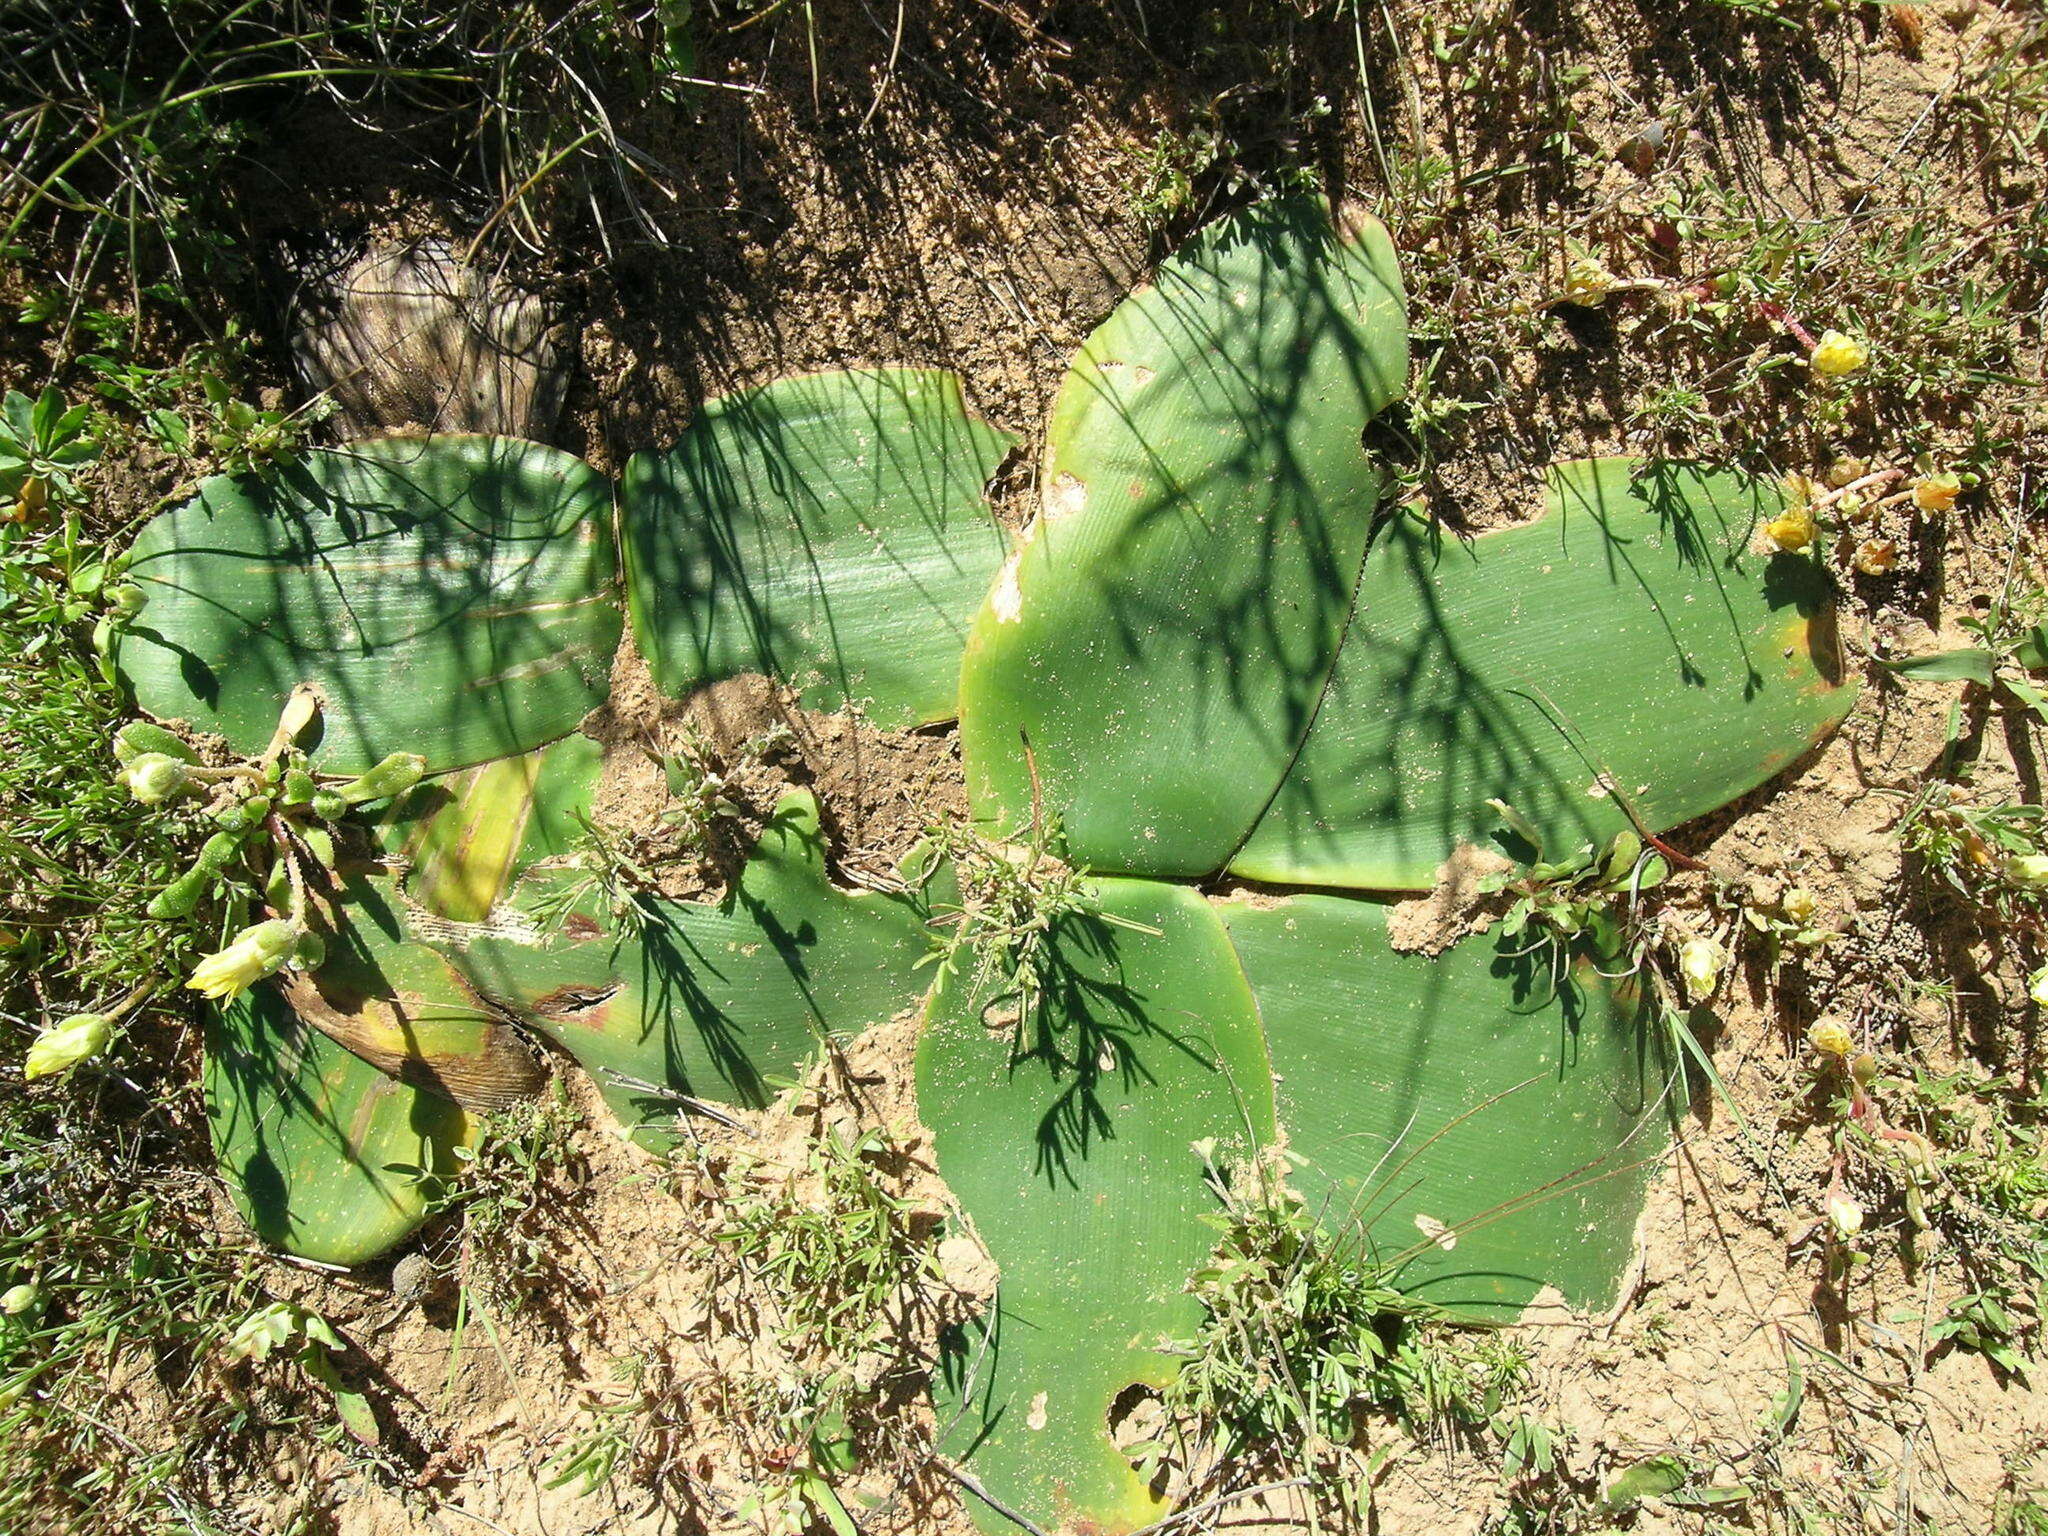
[1757,299,1818,349]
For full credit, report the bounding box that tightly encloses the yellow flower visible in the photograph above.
[1809,329,1868,377]
[1826,1193,1864,1241]
[186,920,298,1001]
[1807,1019,1854,1057]
[1913,473,1962,514]
[1853,539,1898,576]
[24,1014,112,1080]
[2007,854,2048,890]
[224,1301,302,1362]
[1782,887,1820,925]
[1765,504,1816,553]
[1678,937,1726,1000]
[1562,256,1617,307]
[4,476,47,527]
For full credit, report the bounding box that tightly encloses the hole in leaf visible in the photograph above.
[1108,1382,1171,1499]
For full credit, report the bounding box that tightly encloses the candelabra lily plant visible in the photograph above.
[87,200,1852,1533]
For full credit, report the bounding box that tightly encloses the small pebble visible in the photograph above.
[391,1251,431,1301]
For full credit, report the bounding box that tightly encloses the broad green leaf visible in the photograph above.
[1602,1454,1690,1510]
[205,983,471,1265]
[1877,646,1995,685]
[958,200,1407,877]
[282,870,544,1110]
[443,790,932,1142]
[1217,893,1670,1320]
[116,436,620,773]
[1232,459,1856,891]
[376,733,603,921]
[623,367,1013,727]
[921,880,1275,1534]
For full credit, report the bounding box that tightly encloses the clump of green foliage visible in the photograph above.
[1,391,199,1045]
[0,1095,254,1530]
[685,1124,944,1532]
[1137,1148,1539,1520]
[1,0,699,335]
[916,808,1162,1042]
[542,1352,691,1498]
[918,814,1108,1033]
[1900,788,2048,930]
[450,1085,584,1310]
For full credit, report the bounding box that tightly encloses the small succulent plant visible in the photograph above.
[107,201,1851,1532]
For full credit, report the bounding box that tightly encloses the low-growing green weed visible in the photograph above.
[541,1353,686,1496]
[450,1085,582,1310]
[916,810,1155,1037]
[684,1124,944,1528]
[1900,788,2048,929]
[0,1096,255,1530]
[1930,1291,2028,1376]
[1139,1146,1540,1517]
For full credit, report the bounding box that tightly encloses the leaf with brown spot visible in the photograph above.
[283,869,542,1111]
[442,789,935,1143]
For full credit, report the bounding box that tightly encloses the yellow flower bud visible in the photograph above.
[1807,1019,1854,1057]
[118,752,191,805]
[185,920,299,1001]
[1894,1130,1938,1183]
[1913,473,1961,514]
[2030,965,2048,1007]
[1824,457,1867,489]
[24,1013,112,1079]
[1809,330,1869,377]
